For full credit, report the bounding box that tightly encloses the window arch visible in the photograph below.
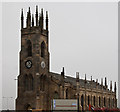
[98,96,101,107]
[113,98,114,107]
[93,96,95,106]
[88,95,90,106]
[81,94,84,110]
[27,40,32,57]
[66,88,68,99]
[104,97,106,107]
[41,41,45,58]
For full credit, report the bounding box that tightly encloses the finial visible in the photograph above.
[105,77,107,87]
[110,81,112,91]
[21,8,24,29]
[61,67,65,77]
[27,7,31,28]
[36,5,38,26]
[76,72,79,82]
[40,8,44,30]
[21,8,23,17]
[114,82,116,93]
[62,67,64,74]
[46,11,48,18]
[91,76,92,81]
[36,5,38,13]
[41,8,43,17]
[85,74,87,84]
[46,11,48,32]
[32,14,34,27]
[101,78,103,86]
[29,7,30,13]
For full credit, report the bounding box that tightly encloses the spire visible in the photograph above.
[36,5,38,26]
[46,11,48,31]
[110,81,112,91]
[32,14,34,27]
[114,82,116,93]
[21,9,24,29]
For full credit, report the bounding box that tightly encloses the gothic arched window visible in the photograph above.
[81,94,84,110]
[88,95,90,106]
[66,88,68,99]
[104,97,106,107]
[41,41,45,58]
[27,40,32,57]
[99,96,101,107]
[113,98,114,107]
[93,96,95,106]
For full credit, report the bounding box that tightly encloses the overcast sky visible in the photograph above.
[2,2,118,109]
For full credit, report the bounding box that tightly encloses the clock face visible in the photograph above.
[25,60,32,69]
[41,61,45,69]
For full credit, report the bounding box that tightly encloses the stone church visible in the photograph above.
[16,6,117,111]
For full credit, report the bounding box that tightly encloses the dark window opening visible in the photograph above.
[41,41,45,58]
[66,88,68,99]
[88,96,90,106]
[104,97,106,107]
[81,94,84,110]
[113,98,114,107]
[93,96,95,106]
[99,97,101,107]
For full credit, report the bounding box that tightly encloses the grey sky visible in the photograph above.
[2,2,118,109]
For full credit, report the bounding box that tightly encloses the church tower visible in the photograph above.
[16,6,50,110]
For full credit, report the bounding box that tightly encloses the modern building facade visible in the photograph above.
[16,6,117,111]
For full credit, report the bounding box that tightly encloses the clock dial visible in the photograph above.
[25,60,32,69]
[41,61,45,69]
